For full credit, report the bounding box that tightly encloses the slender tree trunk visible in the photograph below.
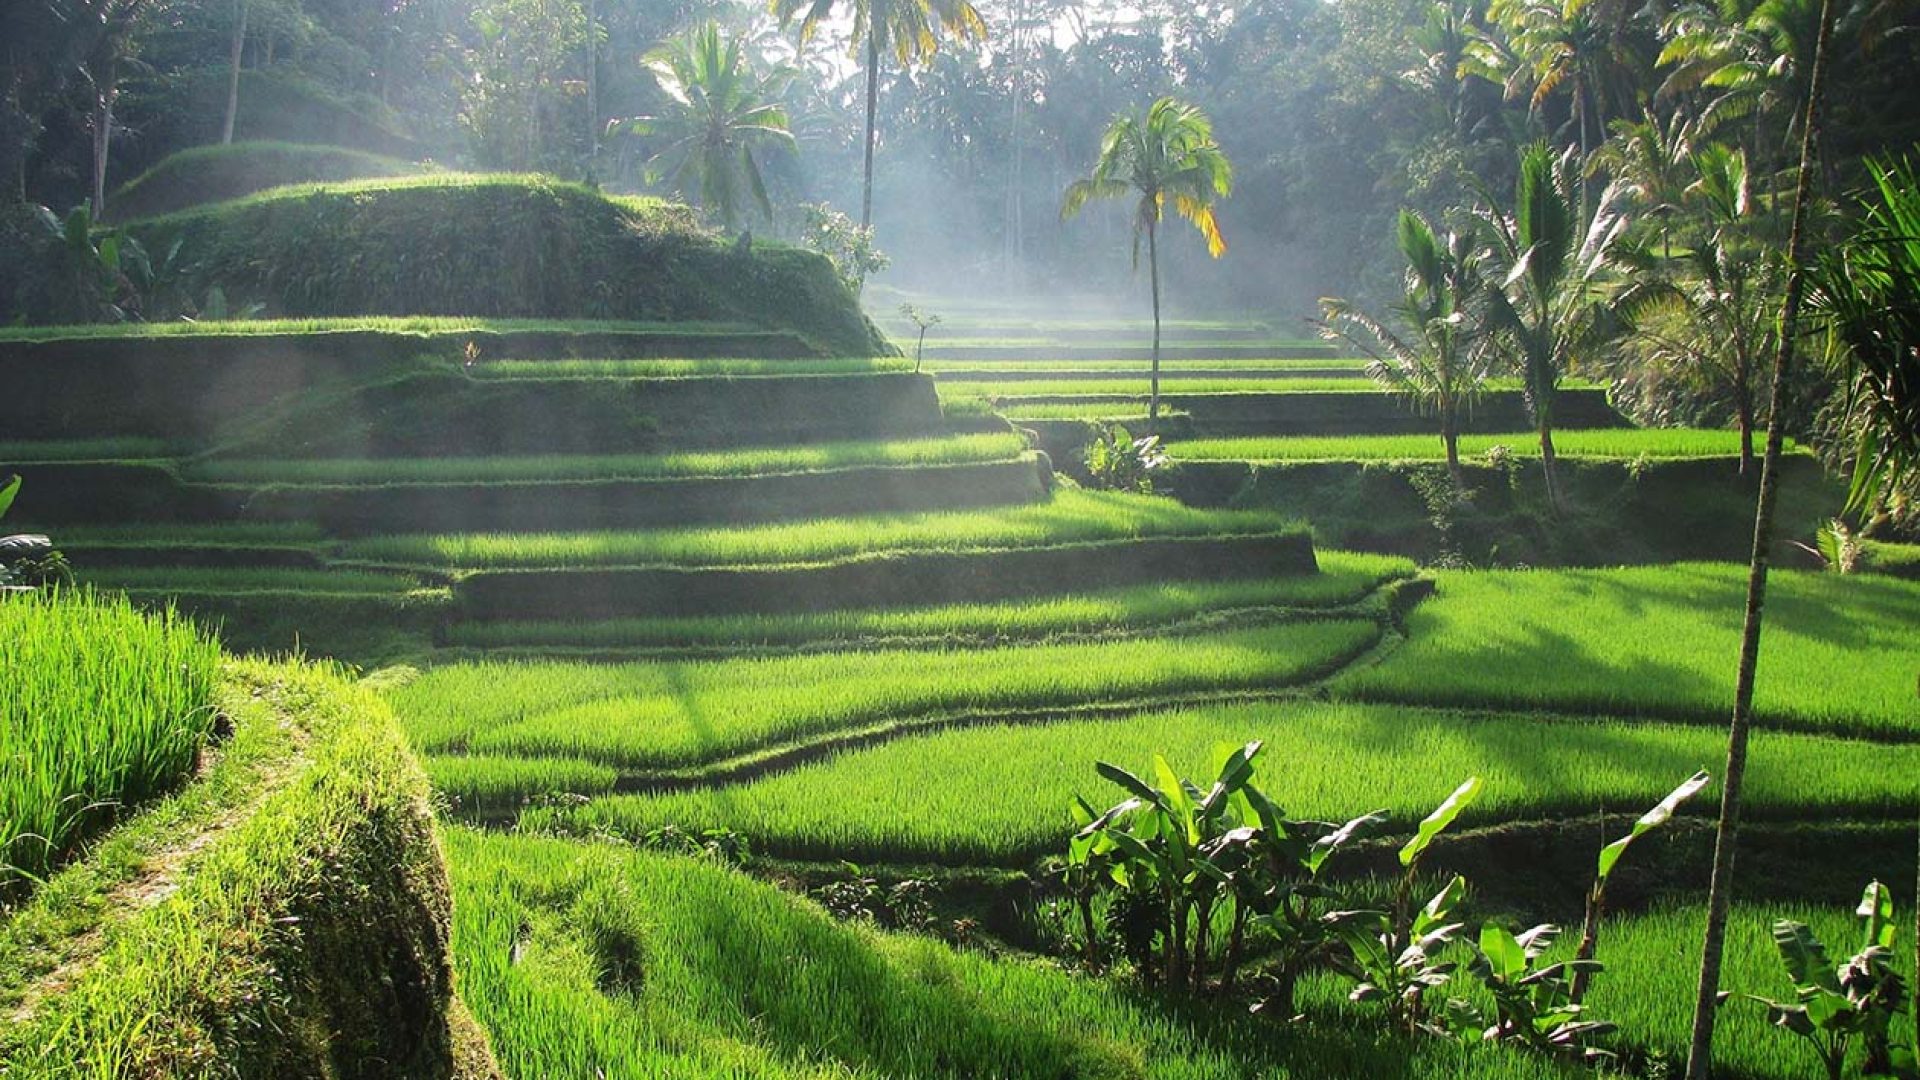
[91,70,116,219]
[222,0,250,145]
[860,32,879,232]
[1443,417,1463,488]
[1148,215,1162,430]
[1736,396,1756,477]
[1683,3,1836,1076]
[585,0,598,165]
[1539,420,1560,507]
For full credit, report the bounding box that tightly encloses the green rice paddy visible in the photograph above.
[343,489,1299,570]
[185,434,1027,485]
[1335,564,1920,736]
[1171,429,1788,462]
[529,700,1920,862]
[394,619,1381,772]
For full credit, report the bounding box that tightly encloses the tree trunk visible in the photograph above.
[1736,397,1756,477]
[91,68,116,219]
[585,0,598,165]
[1682,2,1836,1076]
[1539,421,1561,508]
[222,0,250,146]
[1443,418,1463,488]
[1148,215,1162,430]
[860,32,880,232]
[1570,884,1603,1004]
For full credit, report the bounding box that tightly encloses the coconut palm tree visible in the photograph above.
[1061,97,1233,428]
[1473,141,1632,506]
[612,22,796,230]
[772,0,986,231]
[1320,209,1493,486]
[1470,0,1651,164]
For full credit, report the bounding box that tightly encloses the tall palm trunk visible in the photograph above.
[1147,214,1162,430]
[1682,1,1836,1076]
[222,0,249,145]
[860,32,879,232]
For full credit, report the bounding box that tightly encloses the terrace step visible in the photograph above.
[1172,388,1625,436]
[10,456,1053,534]
[451,532,1317,621]
[921,344,1340,362]
[930,366,1368,381]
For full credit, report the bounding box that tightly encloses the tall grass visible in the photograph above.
[79,567,423,595]
[185,434,1027,486]
[444,828,1570,1079]
[1336,564,1920,737]
[535,701,1920,863]
[443,552,1413,651]
[1171,429,1798,462]
[344,489,1299,569]
[0,439,171,462]
[392,620,1381,771]
[1,591,222,895]
[923,356,1367,372]
[0,315,749,341]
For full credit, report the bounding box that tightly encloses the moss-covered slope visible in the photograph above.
[108,141,427,223]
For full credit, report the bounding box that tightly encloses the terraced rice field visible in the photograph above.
[11,315,1914,1079]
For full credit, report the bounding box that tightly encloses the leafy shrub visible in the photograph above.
[1084,424,1167,493]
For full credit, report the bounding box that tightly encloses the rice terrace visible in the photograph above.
[3,0,1919,1077]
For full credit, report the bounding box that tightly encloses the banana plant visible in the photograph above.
[1749,881,1916,1080]
[1330,777,1482,1033]
[1062,795,1117,966]
[1336,873,1471,1034]
[1242,802,1388,1018]
[1455,922,1615,1059]
[1078,741,1263,992]
[1571,770,1712,1002]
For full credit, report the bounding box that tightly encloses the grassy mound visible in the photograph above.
[124,175,887,355]
[1,591,221,897]
[108,141,426,222]
[113,70,421,180]
[0,655,498,1077]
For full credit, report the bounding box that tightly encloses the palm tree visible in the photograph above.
[1061,97,1233,428]
[772,0,986,232]
[1473,141,1632,507]
[612,22,796,230]
[1615,144,1781,474]
[1809,155,1920,513]
[1472,0,1650,165]
[1320,209,1493,486]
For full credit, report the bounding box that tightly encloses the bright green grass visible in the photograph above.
[937,377,1599,399]
[1,590,221,893]
[343,489,1297,570]
[183,434,1026,486]
[470,357,912,379]
[78,567,422,595]
[996,403,1189,421]
[921,357,1366,372]
[928,337,1324,350]
[0,316,764,341]
[445,828,1569,1080]
[1171,429,1789,462]
[539,700,1920,863]
[0,439,171,462]
[1335,564,1920,737]
[127,171,690,225]
[442,552,1413,651]
[392,620,1381,772]
[1587,901,1917,1080]
[1861,538,1920,578]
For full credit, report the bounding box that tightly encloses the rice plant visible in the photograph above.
[1,590,222,896]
